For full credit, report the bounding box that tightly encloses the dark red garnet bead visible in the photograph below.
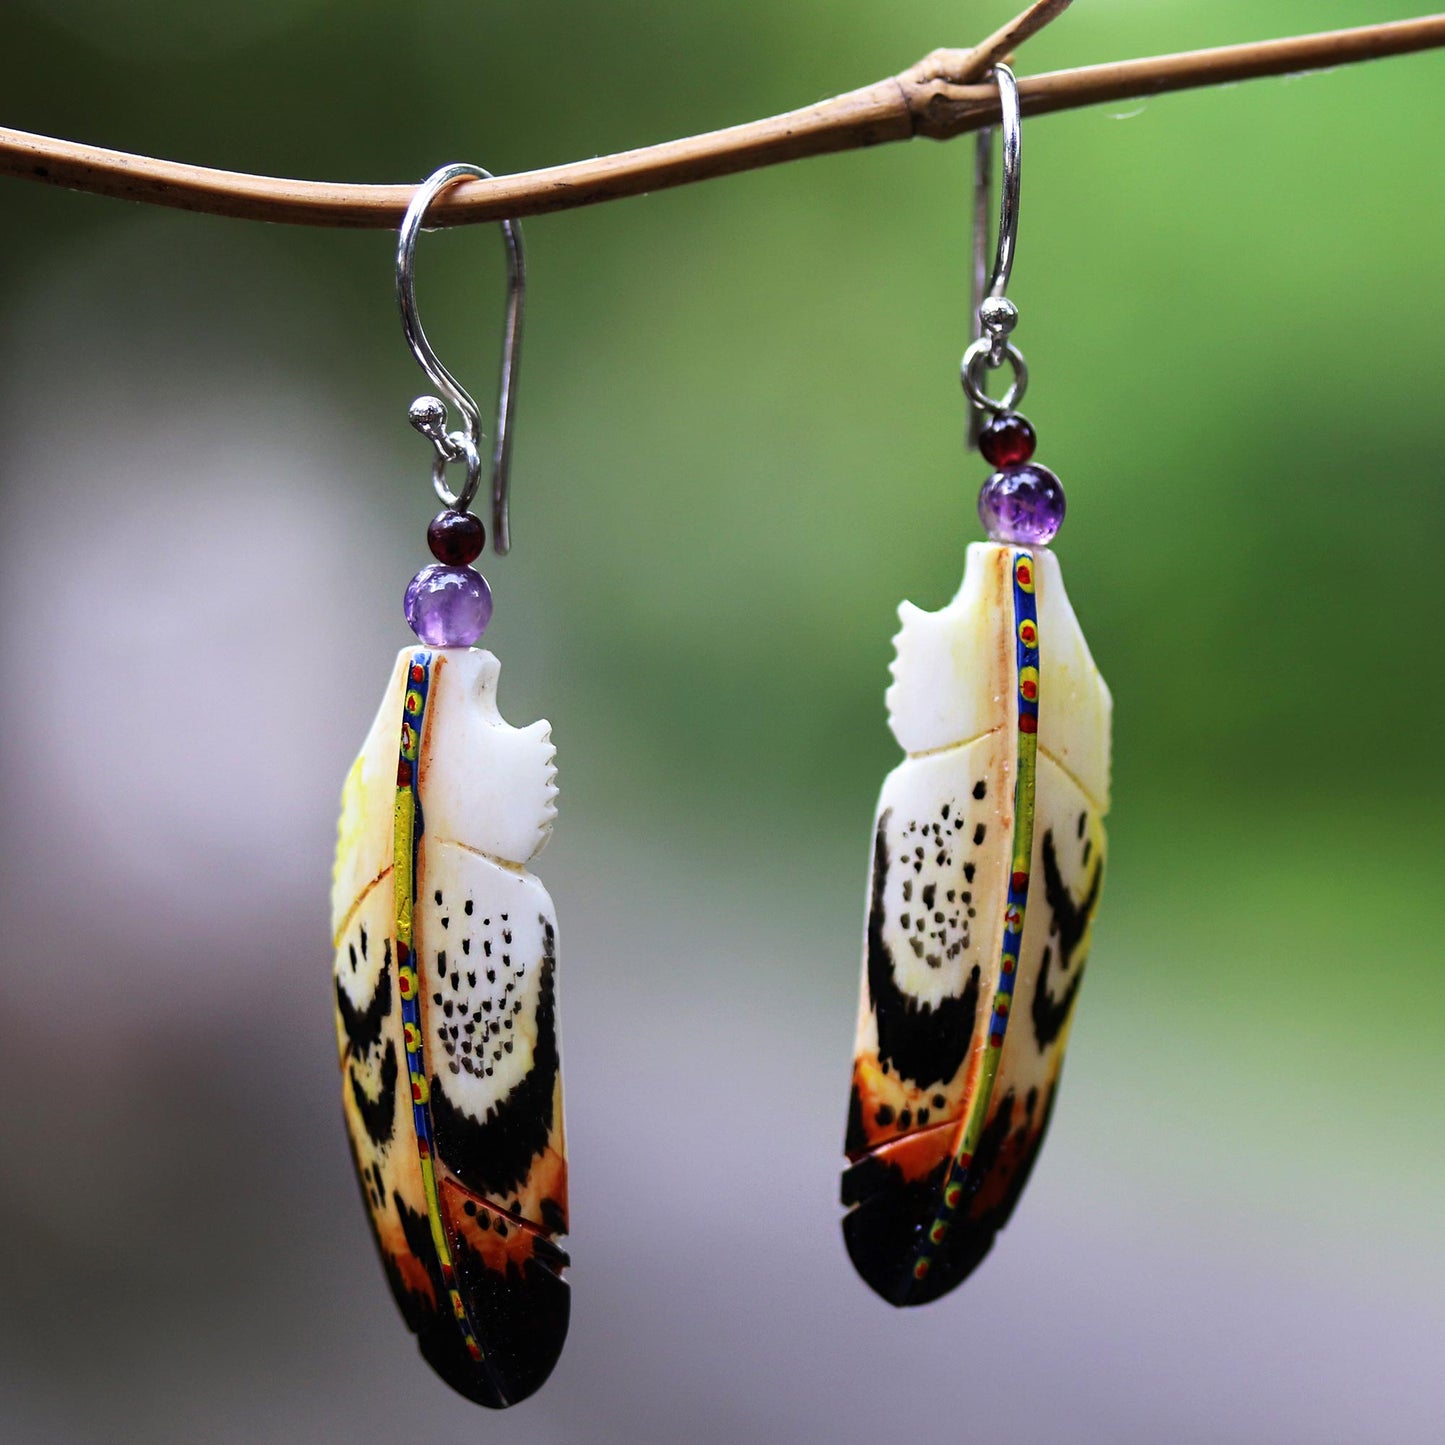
[978,412,1037,468]
[427,509,486,566]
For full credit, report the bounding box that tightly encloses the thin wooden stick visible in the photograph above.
[0,11,1441,229]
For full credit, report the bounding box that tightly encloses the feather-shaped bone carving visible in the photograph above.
[842,543,1111,1305]
[332,646,567,1406]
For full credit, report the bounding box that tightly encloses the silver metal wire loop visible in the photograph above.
[965,64,1024,449]
[430,431,481,509]
[961,336,1028,416]
[396,162,526,553]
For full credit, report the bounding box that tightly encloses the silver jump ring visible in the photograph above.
[431,431,481,510]
[397,162,525,553]
[961,336,1028,416]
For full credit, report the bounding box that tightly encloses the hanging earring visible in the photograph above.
[841,67,1112,1306]
[330,164,569,1405]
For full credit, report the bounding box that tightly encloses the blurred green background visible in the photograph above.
[0,2,1442,1441]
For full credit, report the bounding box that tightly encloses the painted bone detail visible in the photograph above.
[333,646,568,1408]
[843,542,1111,1306]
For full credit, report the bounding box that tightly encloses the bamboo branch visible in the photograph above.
[0,11,1441,229]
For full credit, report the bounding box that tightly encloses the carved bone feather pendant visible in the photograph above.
[842,543,1111,1305]
[332,646,568,1405]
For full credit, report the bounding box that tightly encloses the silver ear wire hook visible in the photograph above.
[397,162,525,555]
[964,64,1027,449]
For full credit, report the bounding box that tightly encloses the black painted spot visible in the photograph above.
[464,899,474,915]
[350,1042,397,1146]
[973,824,986,846]
[845,1085,868,1155]
[1032,831,1103,1050]
[973,779,987,799]
[336,958,393,1055]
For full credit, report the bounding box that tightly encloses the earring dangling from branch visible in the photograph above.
[841,67,1113,1305]
[332,163,570,1407]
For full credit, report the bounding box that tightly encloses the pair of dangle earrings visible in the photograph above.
[329,63,1113,1412]
[330,164,568,1410]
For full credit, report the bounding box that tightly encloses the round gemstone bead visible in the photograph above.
[978,462,1066,546]
[427,509,486,565]
[978,412,1037,468]
[404,564,493,647]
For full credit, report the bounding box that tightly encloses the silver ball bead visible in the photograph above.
[979,296,1019,336]
[408,395,448,433]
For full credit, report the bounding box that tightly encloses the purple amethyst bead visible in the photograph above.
[978,462,1066,545]
[404,563,493,647]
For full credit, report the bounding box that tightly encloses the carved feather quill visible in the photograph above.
[333,646,568,1405]
[842,543,1111,1305]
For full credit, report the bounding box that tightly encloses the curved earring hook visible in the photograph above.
[965,64,1025,448]
[397,161,525,555]
[976,62,1021,306]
